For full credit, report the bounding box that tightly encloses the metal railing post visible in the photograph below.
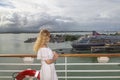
[65,57,67,80]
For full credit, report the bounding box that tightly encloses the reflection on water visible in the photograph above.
[0,33,35,54]
[0,33,72,54]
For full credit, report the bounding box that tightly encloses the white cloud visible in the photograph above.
[0,0,120,32]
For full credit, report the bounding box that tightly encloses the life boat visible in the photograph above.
[15,69,40,80]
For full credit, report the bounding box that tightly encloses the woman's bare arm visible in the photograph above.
[45,51,59,64]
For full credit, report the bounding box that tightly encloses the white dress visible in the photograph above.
[37,47,58,80]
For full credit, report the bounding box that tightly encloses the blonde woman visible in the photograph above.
[33,29,59,80]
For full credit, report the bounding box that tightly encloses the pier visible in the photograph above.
[91,43,120,53]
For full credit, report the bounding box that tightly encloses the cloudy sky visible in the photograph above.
[0,0,120,32]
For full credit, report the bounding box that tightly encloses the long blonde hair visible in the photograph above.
[33,29,50,53]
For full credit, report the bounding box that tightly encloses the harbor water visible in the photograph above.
[0,33,72,54]
[0,33,120,80]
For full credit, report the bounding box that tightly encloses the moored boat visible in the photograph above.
[71,31,120,51]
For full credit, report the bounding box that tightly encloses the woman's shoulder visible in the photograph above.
[38,47,51,51]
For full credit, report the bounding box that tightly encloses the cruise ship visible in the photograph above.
[71,31,120,51]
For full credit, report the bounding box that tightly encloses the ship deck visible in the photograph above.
[0,53,120,80]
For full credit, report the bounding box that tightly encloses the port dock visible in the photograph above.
[91,43,120,53]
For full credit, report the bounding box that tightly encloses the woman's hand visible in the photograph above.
[45,51,59,64]
[53,51,59,60]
